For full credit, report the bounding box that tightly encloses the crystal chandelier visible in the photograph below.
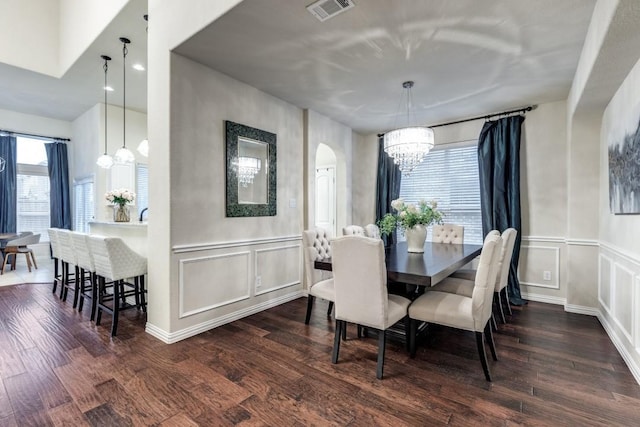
[237,156,261,187]
[383,81,434,174]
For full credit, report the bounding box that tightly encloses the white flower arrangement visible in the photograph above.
[105,188,136,206]
[379,198,443,235]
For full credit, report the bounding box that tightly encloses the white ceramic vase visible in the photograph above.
[405,224,427,253]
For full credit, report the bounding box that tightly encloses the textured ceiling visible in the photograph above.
[0,0,596,131]
[175,0,597,134]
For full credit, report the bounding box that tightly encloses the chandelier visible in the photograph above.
[383,81,434,174]
[237,156,261,187]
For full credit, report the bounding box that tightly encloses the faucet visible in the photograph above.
[139,207,148,222]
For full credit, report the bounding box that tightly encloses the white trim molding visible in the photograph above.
[254,244,302,296]
[520,245,560,289]
[520,235,598,247]
[598,311,640,386]
[172,235,302,254]
[521,291,566,306]
[146,291,304,344]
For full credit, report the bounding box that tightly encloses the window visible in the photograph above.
[16,137,50,241]
[136,163,148,218]
[74,177,94,232]
[399,143,482,244]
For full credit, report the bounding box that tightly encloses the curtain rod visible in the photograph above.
[0,128,70,142]
[377,105,535,137]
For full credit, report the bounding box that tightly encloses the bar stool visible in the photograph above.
[47,228,63,295]
[88,236,147,336]
[70,232,98,320]
[56,230,81,307]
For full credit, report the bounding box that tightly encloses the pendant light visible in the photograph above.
[383,81,434,174]
[96,55,114,169]
[137,15,149,158]
[113,37,135,165]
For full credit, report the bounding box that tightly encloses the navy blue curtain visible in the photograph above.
[45,142,72,230]
[375,136,401,246]
[0,135,17,233]
[478,115,526,305]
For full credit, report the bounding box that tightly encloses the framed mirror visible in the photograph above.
[225,121,277,217]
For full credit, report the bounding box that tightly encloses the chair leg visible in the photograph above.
[52,258,59,293]
[485,323,498,361]
[304,295,314,325]
[134,277,141,309]
[139,275,147,312]
[111,280,120,336]
[331,320,342,364]
[0,253,9,275]
[29,250,37,269]
[409,319,418,358]
[25,253,32,272]
[61,262,69,301]
[78,269,86,312]
[357,324,362,338]
[503,288,512,315]
[90,273,98,321]
[475,331,492,381]
[404,316,411,353]
[495,292,507,324]
[327,301,334,317]
[95,276,105,325]
[491,313,497,332]
[72,266,81,309]
[341,321,347,341]
[376,328,386,380]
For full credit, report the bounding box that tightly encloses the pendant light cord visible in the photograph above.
[121,39,128,149]
[101,55,111,155]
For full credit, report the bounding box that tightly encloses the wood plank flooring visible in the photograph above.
[1,283,640,426]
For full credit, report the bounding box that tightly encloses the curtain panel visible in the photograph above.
[45,142,72,230]
[478,115,526,305]
[0,135,17,233]
[375,136,401,246]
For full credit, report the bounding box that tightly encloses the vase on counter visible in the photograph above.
[113,204,130,222]
[405,224,427,253]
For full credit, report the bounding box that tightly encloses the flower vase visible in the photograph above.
[405,224,427,253]
[113,204,130,222]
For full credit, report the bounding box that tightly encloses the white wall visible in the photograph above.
[351,133,378,227]
[305,109,354,234]
[0,108,72,138]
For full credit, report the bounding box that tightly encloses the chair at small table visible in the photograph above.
[408,233,502,381]
[302,228,334,324]
[330,235,411,379]
[1,233,40,274]
[364,224,381,239]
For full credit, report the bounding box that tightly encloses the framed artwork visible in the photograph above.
[609,116,640,214]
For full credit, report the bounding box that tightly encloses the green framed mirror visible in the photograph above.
[225,121,277,217]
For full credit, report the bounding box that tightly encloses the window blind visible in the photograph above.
[399,144,482,244]
[74,178,94,232]
[136,164,149,217]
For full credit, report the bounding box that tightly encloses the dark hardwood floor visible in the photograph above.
[1,283,639,426]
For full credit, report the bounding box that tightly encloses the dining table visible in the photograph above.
[314,241,483,288]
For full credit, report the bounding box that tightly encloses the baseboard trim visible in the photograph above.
[145,290,304,344]
[564,303,599,316]
[521,291,566,306]
[597,311,640,386]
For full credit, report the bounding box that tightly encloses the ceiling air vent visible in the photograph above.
[306,0,355,22]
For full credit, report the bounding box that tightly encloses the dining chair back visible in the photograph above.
[432,223,464,244]
[302,228,334,324]
[48,228,62,295]
[56,229,81,307]
[342,225,365,236]
[70,232,98,319]
[330,235,411,379]
[364,224,381,239]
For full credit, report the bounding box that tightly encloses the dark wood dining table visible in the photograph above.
[314,241,483,287]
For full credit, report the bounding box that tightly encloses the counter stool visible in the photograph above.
[70,232,98,320]
[56,229,80,307]
[47,228,63,295]
[88,236,147,336]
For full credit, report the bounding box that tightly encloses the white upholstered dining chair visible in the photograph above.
[435,228,518,324]
[330,235,411,379]
[408,232,502,381]
[432,223,464,244]
[342,225,365,236]
[364,223,381,239]
[302,228,335,324]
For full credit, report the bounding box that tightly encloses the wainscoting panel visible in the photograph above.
[519,245,560,289]
[614,263,634,343]
[254,244,302,296]
[599,254,612,313]
[179,251,251,318]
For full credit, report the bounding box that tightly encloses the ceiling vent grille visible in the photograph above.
[306,0,355,22]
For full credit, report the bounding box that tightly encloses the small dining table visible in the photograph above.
[314,241,483,288]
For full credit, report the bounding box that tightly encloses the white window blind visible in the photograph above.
[399,144,482,244]
[74,178,94,232]
[136,163,148,218]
